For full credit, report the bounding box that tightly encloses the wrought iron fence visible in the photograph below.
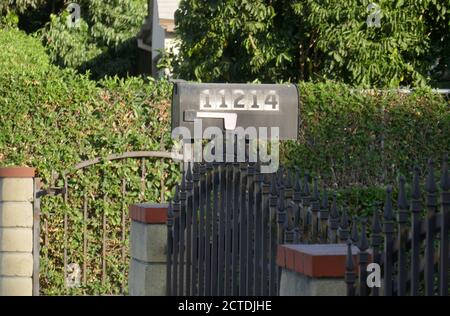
[345,155,450,296]
[39,151,177,295]
[166,161,358,296]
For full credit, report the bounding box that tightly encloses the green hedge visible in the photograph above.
[1,29,449,294]
[283,82,449,184]
[0,29,178,295]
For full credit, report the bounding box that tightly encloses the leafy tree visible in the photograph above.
[0,0,46,13]
[39,0,148,79]
[173,0,450,87]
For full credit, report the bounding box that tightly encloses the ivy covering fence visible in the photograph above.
[0,28,449,294]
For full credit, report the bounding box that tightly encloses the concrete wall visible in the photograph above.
[0,167,35,296]
[128,203,168,296]
[280,269,346,296]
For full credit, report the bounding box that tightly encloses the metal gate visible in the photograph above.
[36,151,177,295]
[166,162,347,296]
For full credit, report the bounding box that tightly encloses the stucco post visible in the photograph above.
[277,244,362,296]
[0,167,36,296]
[128,203,168,296]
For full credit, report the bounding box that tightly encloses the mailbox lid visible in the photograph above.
[171,82,299,140]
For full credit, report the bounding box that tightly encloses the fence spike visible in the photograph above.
[351,217,359,243]
[425,158,438,194]
[167,200,174,228]
[397,176,408,211]
[303,172,310,197]
[319,188,329,224]
[193,162,200,182]
[312,177,319,201]
[330,192,338,219]
[181,170,186,192]
[338,204,350,242]
[358,218,369,252]
[340,205,349,230]
[277,166,285,187]
[384,185,394,221]
[441,153,449,191]
[285,169,293,189]
[371,207,382,235]
[321,188,329,210]
[346,240,354,271]
[270,175,278,197]
[173,184,180,204]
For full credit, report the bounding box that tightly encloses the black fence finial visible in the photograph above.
[358,218,369,252]
[384,185,394,221]
[351,217,359,243]
[425,158,438,194]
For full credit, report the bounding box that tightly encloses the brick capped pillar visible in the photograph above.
[0,167,36,296]
[277,244,361,296]
[128,203,168,296]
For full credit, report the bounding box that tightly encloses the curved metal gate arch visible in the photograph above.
[37,151,179,295]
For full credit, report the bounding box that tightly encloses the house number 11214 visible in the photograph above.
[199,89,280,111]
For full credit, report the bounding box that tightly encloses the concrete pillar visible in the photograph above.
[277,244,360,296]
[128,203,168,296]
[0,167,35,296]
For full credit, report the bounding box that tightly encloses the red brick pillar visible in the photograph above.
[128,203,168,296]
[277,244,360,296]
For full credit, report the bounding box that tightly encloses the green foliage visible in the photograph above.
[1,28,449,294]
[0,29,177,295]
[39,0,148,79]
[282,81,450,187]
[174,0,450,87]
[0,0,47,14]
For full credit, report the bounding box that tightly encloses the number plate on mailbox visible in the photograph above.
[171,82,299,140]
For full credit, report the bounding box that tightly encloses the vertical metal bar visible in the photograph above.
[44,218,48,263]
[172,188,180,295]
[357,219,369,296]
[439,155,449,296]
[371,207,382,296]
[268,175,278,296]
[410,166,422,296]
[121,179,127,294]
[246,163,255,295]
[397,176,408,296]
[179,172,187,296]
[254,166,263,296]
[261,175,270,295]
[383,186,394,296]
[329,193,340,243]
[276,182,286,295]
[319,189,329,243]
[33,178,41,296]
[204,164,213,296]
[83,192,88,286]
[238,163,248,296]
[185,163,193,296]
[166,202,174,296]
[231,162,240,295]
[198,164,206,296]
[191,164,200,295]
[217,165,225,295]
[160,158,166,202]
[311,178,320,243]
[223,163,233,295]
[140,158,146,201]
[425,159,437,296]
[102,196,107,286]
[345,240,356,296]
[63,174,68,288]
[212,163,220,295]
